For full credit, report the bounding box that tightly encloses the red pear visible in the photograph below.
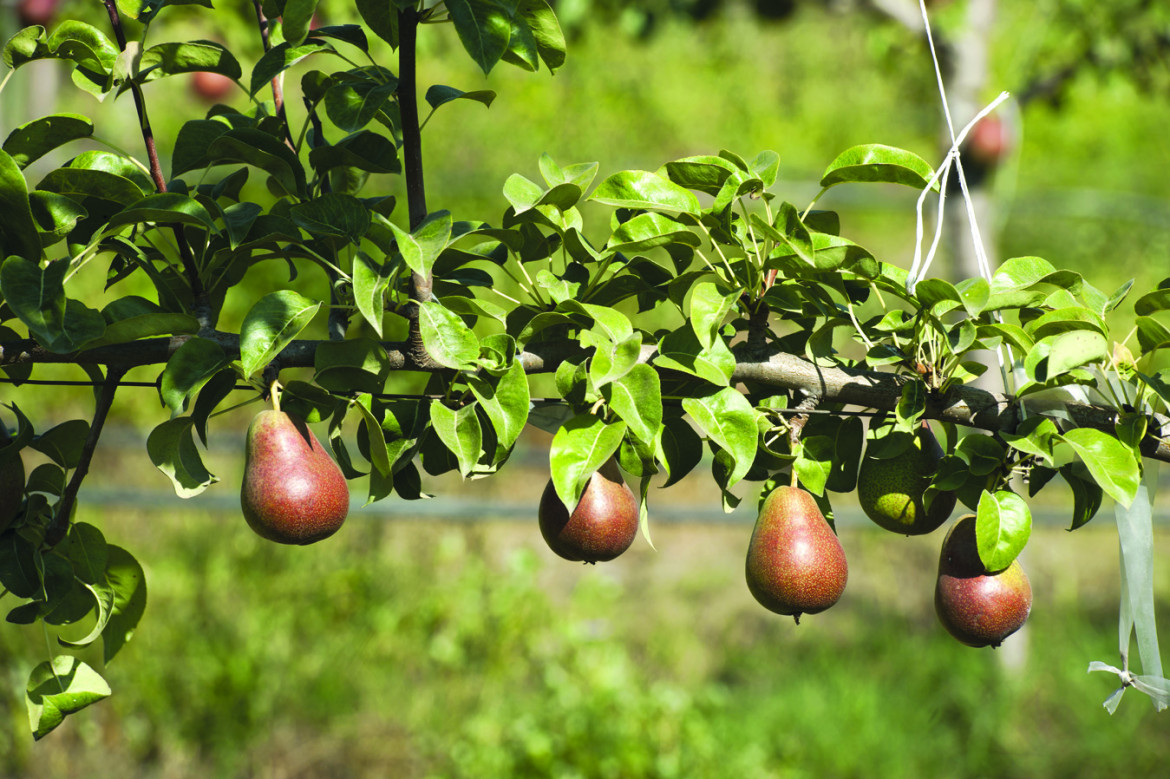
[241,410,349,545]
[934,515,1032,647]
[538,459,638,563]
[745,485,848,623]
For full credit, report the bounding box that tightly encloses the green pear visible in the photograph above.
[0,420,24,530]
[857,425,954,535]
[934,515,1032,648]
[538,458,638,563]
[745,485,848,623]
[241,409,349,545]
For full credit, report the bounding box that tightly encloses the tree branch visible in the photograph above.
[3,335,1167,463]
[44,367,125,547]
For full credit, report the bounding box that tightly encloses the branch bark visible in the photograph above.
[3,334,1167,464]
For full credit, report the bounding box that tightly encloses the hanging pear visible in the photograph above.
[538,458,638,564]
[857,424,955,535]
[934,515,1032,647]
[241,407,349,545]
[745,485,848,623]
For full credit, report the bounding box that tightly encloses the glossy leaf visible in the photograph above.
[1,258,105,353]
[147,417,218,498]
[589,170,701,215]
[0,150,42,261]
[1062,428,1141,508]
[102,545,146,664]
[26,657,110,741]
[418,301,480,369]
[446,0,513,74]
[549,413,626,512]
[819,144,936,190]
[159,337,231,416]
[603,364,663,447]
[138,40,242,82]
[429,400,483,478]
[239,291,321,378]
[976,489,1032,571]
[468,359,530,459]
[250,40,338,95]
[2,114,93,169]
[682,388,758,489]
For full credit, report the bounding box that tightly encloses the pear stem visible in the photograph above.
[270,381,282,413]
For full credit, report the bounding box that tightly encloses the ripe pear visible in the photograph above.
[934,515,1032,648]
[538,458,638,563]
[0,422,24,530]
[241,409,349,545]
[745,485,848,623]
[857,425,955,535]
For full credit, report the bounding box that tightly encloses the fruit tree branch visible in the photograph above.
[2,334,1167,464]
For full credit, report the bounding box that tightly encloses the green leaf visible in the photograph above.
[793,435,834,496]
[30,420,89,468]
[429,400,483,478]
[549,413,626,512]
[446,0,514,74]
[603,364,663,447]
[1134,287,1170,317]
[469,363,529,461]
[282,0,319,46]
[605,212,701,254]
[2,114,94,169]
[418,301,480,369]
[102,545,146,664]
[289,193,371,244]
[425,85,497,111]
[239,291,321,378]
[351,251,388,336]
[0,150,42,261]
[324,78,398,132]
[513,0,566,73]
[1136,316,1170,352]
[106,193,217,232]
[657,412,703,488]
[147,417,218,498]
[66,522,107,585]
[589,170,701,215]
[250,39,338,96]
[356,0,398,47]
[1061,428,1141,508]
[819,144,936,190]
[38,169,146,205]
[85,297,199,350]
[589,332,643,389]
[654,326,734,386]
[689,282,738,351]
[975,489,1032,571]
[206,128,307,197]
[138,40,242,82]
[160,337,230,416]
[26,657,111,740]
[682,388,758,489]
[28,191,87,247]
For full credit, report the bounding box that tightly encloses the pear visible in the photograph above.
[857,424,955,535]
[745,485,848,623]
[934,515,1032,648]
[241,409,349,545]
[538,458,638,563]
[0,421,24,530]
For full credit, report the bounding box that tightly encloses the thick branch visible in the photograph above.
[3,335,1168,463]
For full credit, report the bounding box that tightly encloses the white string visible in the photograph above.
[908,0,1016,401]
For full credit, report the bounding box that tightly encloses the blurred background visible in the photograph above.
[1,0,1169,775]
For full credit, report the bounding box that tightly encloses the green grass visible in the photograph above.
[1,501,1166,778]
